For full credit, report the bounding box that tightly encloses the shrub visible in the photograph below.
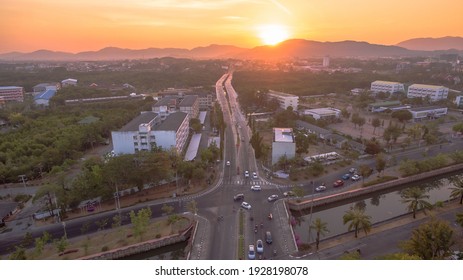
[101,246,109,252]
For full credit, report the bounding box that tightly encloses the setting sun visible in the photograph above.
[257,24,290,46]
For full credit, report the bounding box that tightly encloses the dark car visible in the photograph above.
[265,231,272,244]
[233,193,244,201]
[333,180,344,187]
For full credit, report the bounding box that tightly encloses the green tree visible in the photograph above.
[449,176,463,204]
[375,153,387,176]
[190,118,202,133]
[129,207,152,241]
[8,246,27,260]
[452,122,463,134]
[309,218,329,251]
[371,117,381,135]
[378,253,421,260]
[339,250,361,260]
[55,236,69,254]
[400,187,432,219]
[358,164,373,184]
[391,110,413,123]
[364,138,382,155]
[342,205,372,238]
[401,218,454,260]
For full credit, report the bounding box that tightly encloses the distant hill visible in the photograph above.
[2,38,462,61]
[240,39,417,59]
[396,36,463,51]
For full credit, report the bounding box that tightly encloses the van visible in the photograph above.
[265,231,272,244]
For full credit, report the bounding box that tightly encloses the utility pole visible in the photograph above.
[18,174,27,191]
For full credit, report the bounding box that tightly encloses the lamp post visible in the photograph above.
[18,174,27,191]
[307,180,315,245]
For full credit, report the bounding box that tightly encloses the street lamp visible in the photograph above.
[18,174,27,191]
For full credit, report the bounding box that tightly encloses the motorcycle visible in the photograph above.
[268,213,273,220]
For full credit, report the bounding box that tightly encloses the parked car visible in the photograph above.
[251,185,262,191]
[252,172,258,179]
[315,185,326,192]
[341,173,350,180]
[248,245,256,260]
[333,180,344,187]
[265,231,273,244]
[267,194,278,202]
[241,202,251,209]
[349,167,357,173]
[283,191,295,197]
[233,193,244,201]
[226,161,231,166]
[256,239,264,254]
[244,170,250,178]
[351,174,361,181]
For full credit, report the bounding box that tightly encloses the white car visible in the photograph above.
[267,194,279,202]
[226,161,230,166]
[351,174,361,181]
[252,172,258,179]
[349,167,357,174]
[248,245,256,260]
[315,185,326,192]
[251,185,261,191]
[244,170,250,178]
[241,201,251,209]
[283,191,295,197]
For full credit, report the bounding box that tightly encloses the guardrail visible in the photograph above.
[287,163,463,212]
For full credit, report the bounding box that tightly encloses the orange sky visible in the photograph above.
[1,0,462,53]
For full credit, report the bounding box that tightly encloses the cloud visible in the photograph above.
[268,0,292,15]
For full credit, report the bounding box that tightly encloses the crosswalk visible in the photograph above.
[221,179,295,189]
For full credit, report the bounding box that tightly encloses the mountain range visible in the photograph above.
[1,37,462,61]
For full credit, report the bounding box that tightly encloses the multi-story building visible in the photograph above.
[370,81,405,94]
[302,108,341,120]
[407,84,448,101]
[407,106,448,122]
[111,112,161,155]
[158,89,214,110]
[152,95,199,120]
[272,128,296,165]
[0,86,24,102]
[267,90,299,110]
[111,111,189,155]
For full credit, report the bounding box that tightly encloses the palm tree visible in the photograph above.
[309,218,330,251]
[449,177,463,204]
[401,187,432,219]
[456,212,463,228]
[342,206,372,238]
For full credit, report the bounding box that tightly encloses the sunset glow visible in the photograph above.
[258,24,290,46]
[1,0,463,53]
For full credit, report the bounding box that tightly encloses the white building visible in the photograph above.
[61,78,78,87]
[267,90,299,110]
[370,81,404,94]
[407,84,448,101]
[111,111,189,155]
[0,86,24,102]
[323,56,330,67]
[302,108,341,120]
[272,128,296,165]
[454,96,463,108]
[407,106,448,122]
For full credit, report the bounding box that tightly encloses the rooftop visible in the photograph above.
[0,86,23,90]
[408,106,447,112]
[409,84,448,90]
[119,112,158,132]
[369,100,402,107]
[268,90,297,98]
[184,133,202,161]
[154,97,179,107]
[274,128,294,143]
[179,95,198,107]
[304,108,340,116]
[372,81,402,85]
[296,120,331,135]
[34,89,56,100]
[155,112,188,131]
